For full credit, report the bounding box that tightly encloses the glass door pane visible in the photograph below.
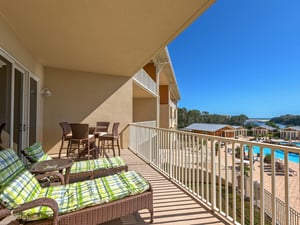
[13,68,25,155]
[29,77,37,145]
[0,55,12,149]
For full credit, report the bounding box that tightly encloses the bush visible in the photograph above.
[264,154,271,164]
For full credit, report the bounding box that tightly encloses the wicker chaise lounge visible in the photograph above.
[22,143,128,182]
[0,149,153,225]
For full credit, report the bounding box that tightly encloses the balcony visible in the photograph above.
[128,124,300,225]
[133,69,157,96]
[106,147,226,224]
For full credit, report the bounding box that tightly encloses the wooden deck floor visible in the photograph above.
[102,149,227,225]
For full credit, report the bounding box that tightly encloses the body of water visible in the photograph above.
[244,145,299,164]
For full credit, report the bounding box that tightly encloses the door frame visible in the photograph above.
[0,48,40,150]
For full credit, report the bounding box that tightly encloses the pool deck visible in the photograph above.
[221,138,300,213]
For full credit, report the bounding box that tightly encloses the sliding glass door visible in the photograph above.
[0,52,39,154]
[13,67,25,154]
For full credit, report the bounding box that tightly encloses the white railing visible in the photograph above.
[133,121,156,127]
[133,69,157,95]
[129,124,300,225]
[169,99,177,109]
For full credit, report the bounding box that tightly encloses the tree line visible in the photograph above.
[178,107,248,128]
[270,114,300,126]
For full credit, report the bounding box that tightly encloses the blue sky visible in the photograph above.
[168,0,300,118]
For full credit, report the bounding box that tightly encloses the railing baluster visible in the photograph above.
[285,150,290,225]
[211,139,216,210]
[206,137,209,203]
[271,148,276,225]
[241,142,245,225]
[185,134,188,188]
[249,144,254,225]
[232,142,237,223]
[201,137,204,201]
[169,131,172,179]
[192,135,195,194]
[196,136,200,196]
[218,140,222,212]
[260,146,265,225]
[181,133,184,186]
[225,142,229,217]
[188,135,192,191]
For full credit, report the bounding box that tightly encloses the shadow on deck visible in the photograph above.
[102,149,227,225]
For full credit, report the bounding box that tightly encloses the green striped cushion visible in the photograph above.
[107,156,126,168]
[0,149,25,189]
[0,170,41,209]
[23,143,52,162]
[23,173,130,221]
[70,157,126,174]
[120,171,150,195]
[93,173,130,202]
[0,169,149,222]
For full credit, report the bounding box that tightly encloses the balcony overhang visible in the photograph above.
[0,0,214,77]
[154,48,181,100]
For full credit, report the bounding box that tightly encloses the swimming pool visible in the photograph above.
[279,141,300,147]
[244,145,300,163]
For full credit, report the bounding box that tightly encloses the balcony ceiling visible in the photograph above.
[0,0,214,77]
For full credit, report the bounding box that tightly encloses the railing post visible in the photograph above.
[284,150,290,225]
[260,146,265,225]
[232,142,237,222]
[149,128,152,165]
[211,139,216,211]
[169,131,173,179]
[271,148,276,225]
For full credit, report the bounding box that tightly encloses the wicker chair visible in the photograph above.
[98,122,120,157]
[22,142,128,183]
[68,123,97,159]
[95,121,110,137]
[58,122,72,158]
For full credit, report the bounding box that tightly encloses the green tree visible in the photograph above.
[270,114,300,126]
[178,107,188,128]
[229,114,248,126]
[187,109,202,125]
[265,120,279,129]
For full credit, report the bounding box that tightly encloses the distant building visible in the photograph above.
[252,125,276,136]
[279,126,300,140]
[183,123,247,138]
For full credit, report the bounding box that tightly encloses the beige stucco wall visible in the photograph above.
[44,67,133,154]
[0,16,44,79]
[160,104,169,128]
[133,98,157,122]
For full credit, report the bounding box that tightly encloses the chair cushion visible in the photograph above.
[70,156,126,174]
[119,171,150,195]
[19,171,149,221]
[23,143,52,162]
[0,170,41,209]
[0,149,25,189]
[107,156,126,168]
